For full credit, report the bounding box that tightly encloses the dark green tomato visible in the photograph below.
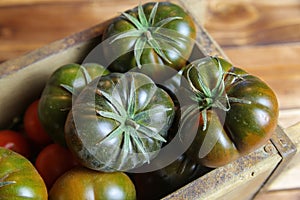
[38,63,109,146]
[102,2,196,72]
[65,72,175,172]
[0,147,47,200]
[130,154,210,200]
[49,167,136,200]
[182,56,279,168]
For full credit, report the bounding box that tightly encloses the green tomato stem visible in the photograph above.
[185,57,252,131]
[112,2,182,66]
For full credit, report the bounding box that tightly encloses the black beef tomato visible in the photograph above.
[181,56,279,168]
[102,2,196,72]
[65,72,175,171]
[0,147,47,199]
[38,63,109,146]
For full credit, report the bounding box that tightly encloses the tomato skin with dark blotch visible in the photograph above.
[65,72,175,172]
[182,57,279,168]
[49,167,136,200]
[0,147,48,200]
[102,2,196,72]
[38,63,109,146]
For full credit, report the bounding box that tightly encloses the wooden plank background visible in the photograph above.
[0,0,299,199]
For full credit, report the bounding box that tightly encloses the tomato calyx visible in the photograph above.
[110,2,183,67]
[95,87,168,163]
[183,57,251,130]
[0,181,15,187]
[0,174,15,188]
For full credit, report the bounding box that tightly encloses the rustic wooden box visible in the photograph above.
[0,1,296,199]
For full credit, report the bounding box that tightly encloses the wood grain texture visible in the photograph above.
[0,0,83,6]
[266,123,300,191]
[255,189,300,200]
[204,0,300,46]
[0,0,299,199]
[1,0,299,61]
[0,1,136,62]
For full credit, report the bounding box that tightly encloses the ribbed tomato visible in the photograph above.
[49,167,136,200]
[181,56,279,167]
[65,72,175,171]
[102,2,196,72]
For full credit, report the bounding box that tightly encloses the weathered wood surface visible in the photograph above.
[254,123,300,200]
[0,0,299,199]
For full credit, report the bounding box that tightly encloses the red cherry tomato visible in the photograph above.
[35,143,78,189]
[24,100,52,146]
[0,130,31,158]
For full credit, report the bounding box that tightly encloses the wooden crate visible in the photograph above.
[0,1,296,199]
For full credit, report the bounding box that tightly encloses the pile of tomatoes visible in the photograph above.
[0,99,136,199]
[0,2,279,200]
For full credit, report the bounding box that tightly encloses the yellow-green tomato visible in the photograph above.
[0,147,47,200]
[49,167,136,200]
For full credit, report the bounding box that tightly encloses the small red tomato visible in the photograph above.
[35,143,78,189]
[0,130,31,158]
[24,100,52,146]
